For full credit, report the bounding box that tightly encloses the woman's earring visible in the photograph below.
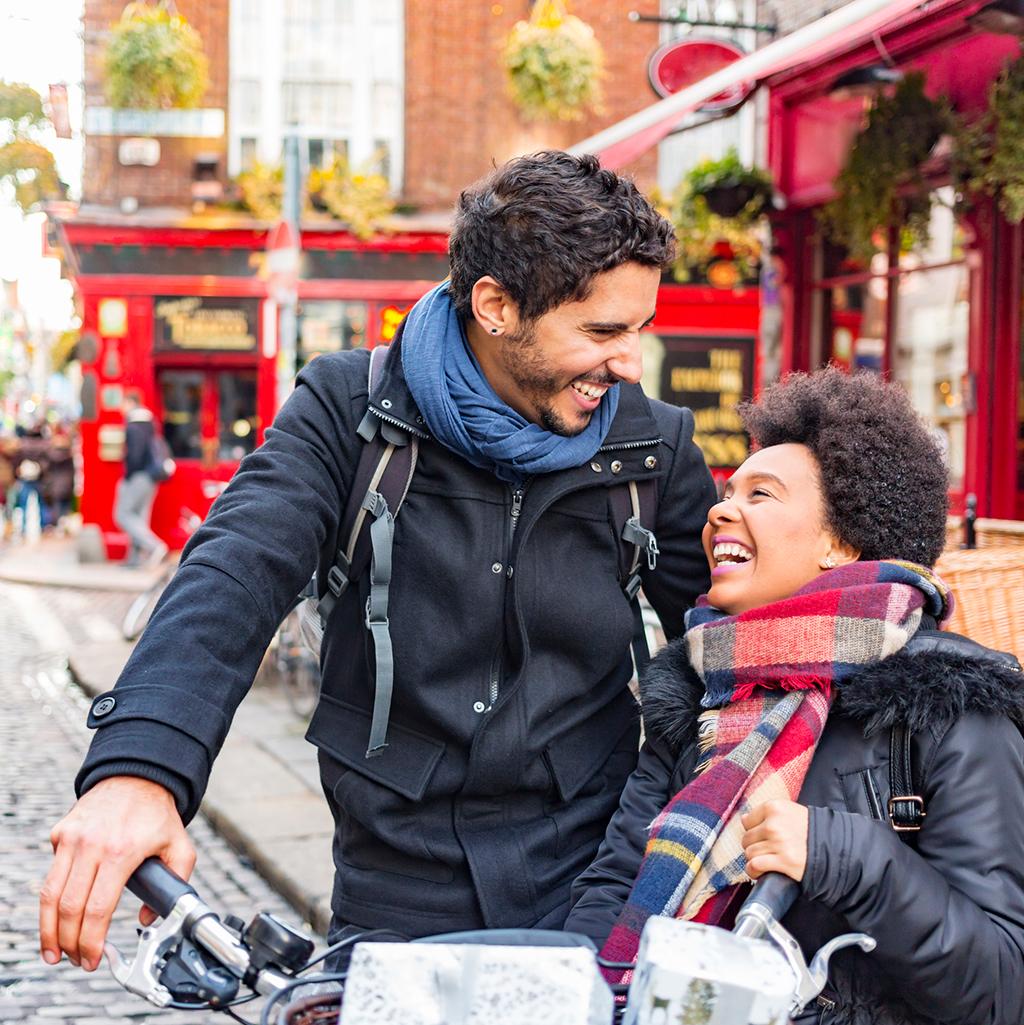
[821,555,836,570]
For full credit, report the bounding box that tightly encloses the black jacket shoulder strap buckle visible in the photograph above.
[888,724,926,832]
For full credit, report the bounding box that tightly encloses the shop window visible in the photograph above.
[219,372,259,461]
[298,300,366,362]
[890,263,970,491]
[158,368,259,464]
[811,189,970,493]
[160,371,204,460]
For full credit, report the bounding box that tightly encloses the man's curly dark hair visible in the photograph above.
[448,151,676,323]
[739,367,949,567]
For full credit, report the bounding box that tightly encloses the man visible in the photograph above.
[115,390,168,567]
[40,151,716,972]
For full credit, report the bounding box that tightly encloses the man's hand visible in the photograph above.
[740,799,809,882]
[40,776,194,972]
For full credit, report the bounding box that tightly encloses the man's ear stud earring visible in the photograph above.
[822,555,836,569]
[490,327,499,335]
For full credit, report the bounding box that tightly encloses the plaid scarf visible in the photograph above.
[599,560,950,973]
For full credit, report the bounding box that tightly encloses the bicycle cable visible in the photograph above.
[259,971,349,1025]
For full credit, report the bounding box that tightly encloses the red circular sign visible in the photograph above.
[647,38,751,113]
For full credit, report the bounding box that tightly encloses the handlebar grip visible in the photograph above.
[126,857,197,918]
[740,872,799,924]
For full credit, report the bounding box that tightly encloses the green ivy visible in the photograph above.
[820,73,950,262]
[104,2,209,110]
[953,56,1024,224]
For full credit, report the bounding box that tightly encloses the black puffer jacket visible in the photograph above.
[565,631,1024,1025]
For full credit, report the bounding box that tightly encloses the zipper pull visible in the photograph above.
[511,487,524,522]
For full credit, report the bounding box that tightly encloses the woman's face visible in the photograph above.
[701,442,856,615]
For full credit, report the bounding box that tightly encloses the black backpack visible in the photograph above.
[298,343,662,759]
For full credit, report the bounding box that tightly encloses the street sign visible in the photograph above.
[265,220,300,306]
[647,38,752,112]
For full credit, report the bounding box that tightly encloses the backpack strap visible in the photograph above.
[315,344,418,757]
[608,476,660,672]
[888,724,926,832]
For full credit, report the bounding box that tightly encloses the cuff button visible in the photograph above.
[92,696,116,718]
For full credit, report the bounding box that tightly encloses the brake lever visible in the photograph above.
[104,895,203,1007]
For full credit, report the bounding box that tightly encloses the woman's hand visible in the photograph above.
[741,799,809,881]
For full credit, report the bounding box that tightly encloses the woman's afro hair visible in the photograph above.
[739,367,948,567]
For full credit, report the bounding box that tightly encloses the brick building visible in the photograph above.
[81,0,230,209]
[402,2,659,209]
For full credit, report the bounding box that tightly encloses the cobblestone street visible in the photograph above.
[0,583,317,1024]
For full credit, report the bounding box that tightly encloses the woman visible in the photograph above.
[564,368,1024,1025]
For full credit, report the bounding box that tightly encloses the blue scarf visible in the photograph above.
[400,283,620,484]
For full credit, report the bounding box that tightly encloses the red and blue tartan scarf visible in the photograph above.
[599,560,951,974]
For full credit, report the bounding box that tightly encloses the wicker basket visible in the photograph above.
[974,518,1024,549]
[935,546,1024,659]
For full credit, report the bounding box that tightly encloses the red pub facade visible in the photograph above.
[763,0,1024,518]
[57,216,450,554]
[58,214,759,554]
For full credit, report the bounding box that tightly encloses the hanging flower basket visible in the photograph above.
[503,0,604,122]
[686,150,774,219]
[104,1,209,110]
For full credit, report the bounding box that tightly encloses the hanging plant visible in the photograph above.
[308,155,395,240]
[686,149,774,219]
[820,73,951,262]
[655,160,769,286]
[952,55,1024,224]
[503,0,604,122]
[235,161,284,221]
[104,2,209,110]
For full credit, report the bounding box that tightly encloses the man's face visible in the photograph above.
[486,262,661,436]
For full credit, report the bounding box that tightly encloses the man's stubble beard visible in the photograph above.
[500,323,589,438]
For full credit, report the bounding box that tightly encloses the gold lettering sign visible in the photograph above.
[154,297,258,352]
[657,338,755,470]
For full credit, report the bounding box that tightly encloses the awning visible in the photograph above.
[568,0,967,169]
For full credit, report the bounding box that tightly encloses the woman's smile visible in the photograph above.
[709,534,755,577]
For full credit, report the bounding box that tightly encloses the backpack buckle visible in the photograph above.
[622,518,659,571]
[365,594,389,629]
[624,572,643,601]
[362,490,389,519]
[326,564,349,598]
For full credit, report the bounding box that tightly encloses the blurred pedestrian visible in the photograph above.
[44,424,75,530]
[114,390,168,568]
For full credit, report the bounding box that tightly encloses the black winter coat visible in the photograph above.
[565,631,1024,1025]
[76,340,716,937]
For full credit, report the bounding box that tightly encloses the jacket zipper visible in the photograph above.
[598,436,662,453]
[367,405,430,439]
[484,482,529,712]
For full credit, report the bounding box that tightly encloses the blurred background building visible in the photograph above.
[5,0,1024,555]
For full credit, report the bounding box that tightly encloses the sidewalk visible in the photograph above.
[0,536,335,936]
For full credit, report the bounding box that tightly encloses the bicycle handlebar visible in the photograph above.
[127,858,197,919]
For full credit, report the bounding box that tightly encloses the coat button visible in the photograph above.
[473,701,487,713]
[92,696,116,718]
[610,460,623,474]
[644,455,658,469]
[491,562,503,574]
[380,398,393,409]
[590,461,602,473]
[415,415,425,425]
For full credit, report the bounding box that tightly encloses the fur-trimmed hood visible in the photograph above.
[641,629,1024,755]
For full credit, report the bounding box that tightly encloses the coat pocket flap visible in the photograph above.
[544,693,639,804]
[305,693,445,801]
